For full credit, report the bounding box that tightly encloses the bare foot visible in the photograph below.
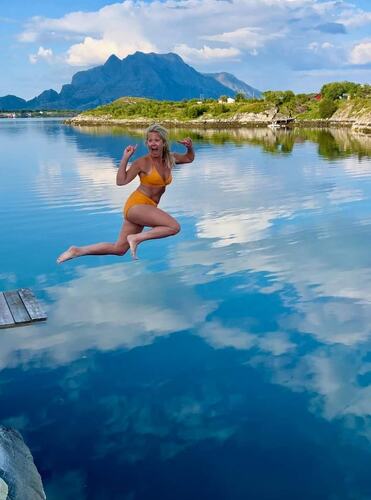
[56,246,80,264]
[127,234,140,260]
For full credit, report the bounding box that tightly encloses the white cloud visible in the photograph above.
[202,26,286,53]
[350,40,371,65]
[20,3,159,67]
[310,41,334,49]
[19,30,38,42]
[340,11,371,28]
[17,0,371,73]
[308,41,335,54]
[195,209,289,247]
[66,36,156,66]
[174,43,240,62]
[283,299,371,346]
[258,332,295,355]
[199,320,256,350]
[321,42,334,50]
[29,46,54,64]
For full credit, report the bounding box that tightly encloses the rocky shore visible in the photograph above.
[65,111,275,129]
[328,101,371,133]
[66,106,371,132]
[0,426,46,500]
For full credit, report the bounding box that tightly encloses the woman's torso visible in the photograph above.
[137,155,173,203]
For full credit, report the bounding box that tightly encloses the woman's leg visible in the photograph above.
[56,219,144,263]
[126,205,180,259]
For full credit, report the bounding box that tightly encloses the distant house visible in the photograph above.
[314,94,322,101]
[218,97,235,104]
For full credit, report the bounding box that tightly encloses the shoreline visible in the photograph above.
[65,116,370,133]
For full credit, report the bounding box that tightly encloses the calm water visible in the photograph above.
[1,119,371,499]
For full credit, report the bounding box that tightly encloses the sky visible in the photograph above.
[1,0,371,100]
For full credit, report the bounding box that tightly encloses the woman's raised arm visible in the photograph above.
[173,138,195,164]
[116,145,141,185]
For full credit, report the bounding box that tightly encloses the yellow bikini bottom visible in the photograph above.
[123,190,158,218]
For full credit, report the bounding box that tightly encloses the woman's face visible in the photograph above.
[147,132,164,157]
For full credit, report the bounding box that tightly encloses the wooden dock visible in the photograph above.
[0,289,47,329]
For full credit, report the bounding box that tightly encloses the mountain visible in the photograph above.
[26,89,60,109]
[0,52,261,111]
[53,52,236,109]
[205,72,262,98]
[0,95,27,110]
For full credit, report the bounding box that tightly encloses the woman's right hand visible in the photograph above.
[123,144,137,160]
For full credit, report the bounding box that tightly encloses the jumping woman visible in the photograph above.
[57,123,194,262]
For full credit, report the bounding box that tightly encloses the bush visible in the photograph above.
[238,102,267,114]
[319,98,338,118]
[212,103,229,115]
[186,105,207,118]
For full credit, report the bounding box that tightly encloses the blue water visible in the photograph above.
[1,119,371,499]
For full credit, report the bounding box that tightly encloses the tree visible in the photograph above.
[320,81,359,100]
[263,90,295,106]
[318,98,338,118]
[235,92,246,102]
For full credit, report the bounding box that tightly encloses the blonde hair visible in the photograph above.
[145,123,174,169]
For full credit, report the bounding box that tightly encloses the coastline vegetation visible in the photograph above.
[84,96,272,121]
[80,81,371,122]
[269,82,371,119]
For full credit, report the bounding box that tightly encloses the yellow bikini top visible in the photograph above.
[140,161,172,187]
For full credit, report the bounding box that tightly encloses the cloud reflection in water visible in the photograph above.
[2,124,371,498]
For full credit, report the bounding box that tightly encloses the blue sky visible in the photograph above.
[1,0,371,99]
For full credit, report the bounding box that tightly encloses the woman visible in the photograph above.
[57,123,194,262]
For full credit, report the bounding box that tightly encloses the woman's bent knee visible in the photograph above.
[170,222,181,235]
[114,243,129,256]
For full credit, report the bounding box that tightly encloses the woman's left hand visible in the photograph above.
[177,138,193,150]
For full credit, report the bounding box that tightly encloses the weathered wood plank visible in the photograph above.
[4,291,31,324]
[0,293,15,328]
[18,288,47,321]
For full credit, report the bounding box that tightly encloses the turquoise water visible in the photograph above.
[1,119,371,499]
